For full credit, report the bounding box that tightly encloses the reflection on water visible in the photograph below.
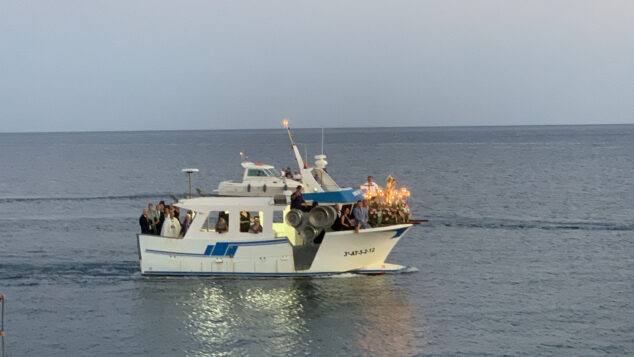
[137,276,423,356]
[354,280,426,356]
[182,281,309,356]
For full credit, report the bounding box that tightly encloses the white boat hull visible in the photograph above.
[137,224,412,276]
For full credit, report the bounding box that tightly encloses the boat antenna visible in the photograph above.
[321,128,324,155]
[181,168,199,199]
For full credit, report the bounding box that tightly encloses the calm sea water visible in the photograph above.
[1,125,633,356]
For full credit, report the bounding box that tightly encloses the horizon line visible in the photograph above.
[1,122,633,135]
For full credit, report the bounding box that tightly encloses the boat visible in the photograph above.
[217,159,302,197]
[137,196,412,276]
[217,121,363,203]
[136,121,414,276]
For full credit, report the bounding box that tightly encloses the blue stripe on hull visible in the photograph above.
[232,239,287,246]
[144,238,288,258]
[391,227,409,239]
[145,249,208,257]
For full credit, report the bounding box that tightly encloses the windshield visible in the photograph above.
[266,168,281,177]
[247,169,265,177]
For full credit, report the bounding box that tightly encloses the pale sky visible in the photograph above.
[1,1,633,132]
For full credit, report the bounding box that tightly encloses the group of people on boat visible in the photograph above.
[139,201,267,236]
[139,175,394,236]
[280,167,302,181]
[286,175,381,232]
[138,201,193,238]
[212,210,263,234]
[329,201,371,232]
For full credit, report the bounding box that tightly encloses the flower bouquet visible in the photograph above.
[367,175,412,226]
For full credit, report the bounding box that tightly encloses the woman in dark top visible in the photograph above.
[340,206,354,230]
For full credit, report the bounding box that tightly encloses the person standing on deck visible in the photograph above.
[161,210,181,237]
[290,185,305,210]
[360,176,380,196]
[239,211,251,232]
[153,203,164,235]
[147,203,158,234]
[139,209,151,234]
[179,213,192,238]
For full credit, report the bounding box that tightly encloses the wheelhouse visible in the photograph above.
[242,162,281,180]
[176,196,299,244]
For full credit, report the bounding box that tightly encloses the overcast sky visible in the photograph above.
[1,1,632,132]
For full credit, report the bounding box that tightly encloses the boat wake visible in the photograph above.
[400,266,419,273]
[0,261,139,285]
[0,193,187,204]
[424,216,634,231]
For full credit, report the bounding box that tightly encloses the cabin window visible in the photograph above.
[273,210,285,223]
[247,169,265,177]
[201,211,230,233]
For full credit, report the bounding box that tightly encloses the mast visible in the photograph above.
[283,119,323,192]
[283,119,306,169]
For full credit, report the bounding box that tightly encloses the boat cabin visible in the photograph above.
[176,196,299,244]
[241,162,282,181]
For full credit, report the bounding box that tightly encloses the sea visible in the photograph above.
[0,125,633,356]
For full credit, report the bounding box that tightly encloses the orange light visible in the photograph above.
[283,119,289,127]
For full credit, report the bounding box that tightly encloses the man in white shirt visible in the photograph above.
[360,176,379,196]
